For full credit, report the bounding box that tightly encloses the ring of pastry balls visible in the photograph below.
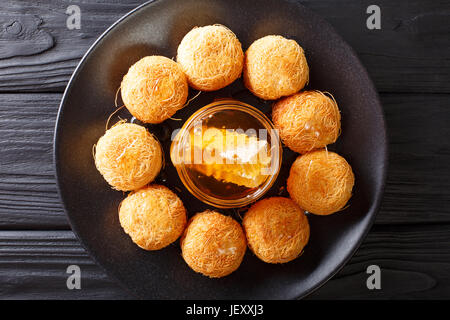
[119,185,187,250]
[177,25,244,91]
[287,150,355,215]
[244,35,309,100]
[272,90,341,154]
[181,210,247,278]
[93,23,357,278]
[94,123,162,191]
[121,55,188,124]
[243,197,310,264]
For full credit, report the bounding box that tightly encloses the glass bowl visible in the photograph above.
[170,99,282,208]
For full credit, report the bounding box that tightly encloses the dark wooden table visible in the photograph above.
[1,0,449,299]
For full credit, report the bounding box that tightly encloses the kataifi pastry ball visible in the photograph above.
[94,123,162,191]
[272,90,341,154]
[243,197,310,264]
[177,25,244,91]
[121,55,188,124]
[119,185,187,250]
[287,150,355,215]
[243,35,309,100]
[180,210,247,278]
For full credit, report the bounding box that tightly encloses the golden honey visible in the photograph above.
[171,100,282,208]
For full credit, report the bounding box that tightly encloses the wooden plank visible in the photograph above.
[0,231,130,299]
[0,94,67,228]
[377,93,450,224]
[308,224,450,299]
[0,0,449,93]
[0,92,449,228]
[0,0,139,92]
[310,0,450,93]
[0,226,449,299]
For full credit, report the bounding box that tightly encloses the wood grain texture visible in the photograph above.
[1,226,448,299]
[0,231,130,299]
[1,93,449,228]
[0,0,449,93]
[0,14,54,59]
[0,0,139,92]
[378,93,450,224]
[0,94,67,228]
[308,224,450,299]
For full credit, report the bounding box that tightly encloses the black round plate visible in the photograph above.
[54,0,387,299]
